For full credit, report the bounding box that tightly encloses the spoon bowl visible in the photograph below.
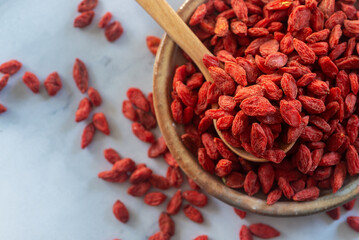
[135,0,295,162]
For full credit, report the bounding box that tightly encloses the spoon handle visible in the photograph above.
[135,0,213,82]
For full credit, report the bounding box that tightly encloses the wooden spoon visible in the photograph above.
[135,0,295,162]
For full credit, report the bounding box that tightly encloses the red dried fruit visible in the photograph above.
[74,11,94,28]
[98,12,112,28]
[249,223,280,238]
[331,162,347,193]
[148,137,167,158]
[225,172,245,188]
[113,200,129,223]
[183,205,204,223]
[98,170,127,183]
[132,122,154,143]
[233,208,247,219]
[130,167,152,184]
[320,152,341,166]
[344,20,359,34]
[244,171,260,196]
[150,174,170,190]
[232,0,248,23]
[126,88,149,112]
[267,189,282,205]
[144,192,167,206]
[347,216,359,232]
[293,38,316,64]
[159,212,175,236]
[75,98,92,122]
[258,163,275,194]
[280,100,301,127]
[214,16,229,37]
[194,235,208,240]
[215,159,233,177]
[189,4,207,26]
[22,72,40,93]
[250,123,267,155]
[292,187,320,201]
[78,0,98,12]
[166,166,183,188]
[0,74,9,91]
[127,181,151,197]
[234,85,264,102]
[73,58,88,93]
[167,190,182,215]
[81,123,95,149]
[240,225,253,240]
[0,60,22,75]
[104,148,121,164]
[298,96,325,114]
[148,232,170,240]
[343,199,356,211]
[208,66,236,95]
[122,100,137,121]
[264,52,288,70]
[182,190,208,207]
[224,61,247,86]
[278,177,294,199]
[346,145,359,176]
[44,72,62,96]
[105,21,124,42]
[318,56,338,78]
[92,112,110,135]
[240,96,276,117]
[112,158,136,173]
[88,87,102,106]
[326,208,340,220]
[146,36,161,55]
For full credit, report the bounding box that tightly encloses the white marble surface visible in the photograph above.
[0,0,358,239]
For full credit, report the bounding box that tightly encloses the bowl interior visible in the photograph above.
[152,0,359,216]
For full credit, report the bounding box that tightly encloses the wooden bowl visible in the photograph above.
[152,0,359,216]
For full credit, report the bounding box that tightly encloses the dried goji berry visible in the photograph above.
[113,199,129,224]
[22,72,40,93]
[81,123,95,149]
[78,0,98,12]
[105,21,124,42]
[249,223,280,239]
[292,187,320,201]
[326,208,340,220]
[74,11,94,28]
[104,148,121,164]
[146,36,161,55]
[92,112,110,135]
[183,204,204,223]
[98,170,127,183]
[343,199,357,211]
[166,190,182,215]
[88,87,102,106]
[44,72,62,96]
[347,216,359,232]
[149,174,170,190]
[73,58,88,93]
[189,4,207,26]
[144,192,167,206]
[98,12,112,28]
[0,60,22,75]
[244,171,260,196]
[240,225,253,240]
[127,181,151,197]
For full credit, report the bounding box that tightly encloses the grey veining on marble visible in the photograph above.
[0,0,358,239]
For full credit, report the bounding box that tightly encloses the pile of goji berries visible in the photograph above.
[74,0,124,42]
[168,0,359,208]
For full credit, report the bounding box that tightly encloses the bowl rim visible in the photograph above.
[152,0,359,217]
